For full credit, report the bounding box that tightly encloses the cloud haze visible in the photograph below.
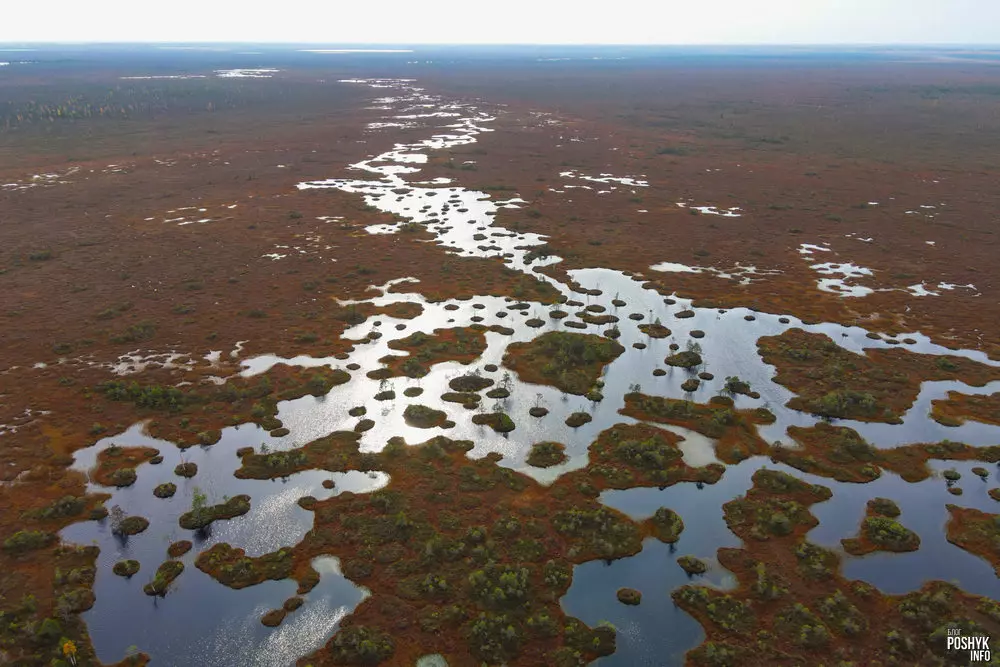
[3,0,999,44]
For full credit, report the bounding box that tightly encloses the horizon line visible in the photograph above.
[2,41,1000,48]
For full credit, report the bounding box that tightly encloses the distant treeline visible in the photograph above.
[0,79,335,131]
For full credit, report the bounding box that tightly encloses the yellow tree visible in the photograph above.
[61,638,78,665]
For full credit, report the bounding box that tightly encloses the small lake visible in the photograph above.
[62,76,1000,666]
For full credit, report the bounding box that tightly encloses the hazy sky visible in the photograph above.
[3,0,999,45]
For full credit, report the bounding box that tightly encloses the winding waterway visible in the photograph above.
[63,77,1000,666]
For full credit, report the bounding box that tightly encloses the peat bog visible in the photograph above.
[1,45,1000,666]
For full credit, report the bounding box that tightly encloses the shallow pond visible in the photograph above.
[567,458,1000,665]
[63,424,382,664]
[61,77,1000,666]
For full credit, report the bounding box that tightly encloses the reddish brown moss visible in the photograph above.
[227,434,637,665]
[774,423,1000,484]
[563,423,724,491]
[373,302,424,320]
[878,441,1000,483]
[235,431,366,480]
[143,560,184,597]
[503,331,624,395]
[620,393,772,464]
[89,446,159,487]
[841,503,920,556]
[98,364,350,448]
[168,540,193,558]
[675,469,1000,665]
[932,391,1000,428]
[723,469,832,542]
[774,423,881,483]
[376,327,487,378]
[195,543,295,589]
[387,256,560,304]
[945,505,1000,576]
[759,329,1000,423]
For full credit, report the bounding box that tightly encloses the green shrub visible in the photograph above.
[508,331,624,394]
[113,560,141,578]
[143,561,185,596]
[553,507,640,558]
[3,530,56,553]
[811,390,878,417]
[24,495,86,520]
[678,556,707,575]
[110,467,138,487]
[649,507,684,543]
[526,442,566,468]
[35,617,62,643]
[403,404,447,428]
[818,589,868,636]
[110,321,156,344]
[672,586,753,632]
[542,560,571,589]
[935,357,959,372]
[777,603,831,648]
[794,541,837,578]
[692,642,743,667]
[468,564,530,609]
[328,626,395,665]
[867,497,900,517]
[863,516,920,551]
[612,434,682,470]
[472,412,516,433]
[468,612,522,663]
[724,376,752,394]
[751,562,786,599]
[100,380,185,411]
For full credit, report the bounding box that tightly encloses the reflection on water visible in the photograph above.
[565,474,749,665]
[62,76,1000,665]
[565,540,722,666]
[62,424,383,664]
[564,459,1000,666]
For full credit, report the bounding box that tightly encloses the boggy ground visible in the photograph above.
[91,363,350,448]
[87,445,159,487]
[673,469,1000,665]
[560,422,724,491]
[774,421,1000,484]
[0,62,557,464]
[376,327,488,379]
[932,392,1000,428]
[2,50,1000,666]
[227,424,736,665]
[419,59,1000,360]
[235,433,634,666]
[841,498,920,556]
[758,329,1000,423]
[231,431,1000,665]
[620,392,775,463]
[945,506,1000,577]
[0,63,559,666]
[502,331,625,395]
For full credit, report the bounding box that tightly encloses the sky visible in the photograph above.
[2,0,999,45]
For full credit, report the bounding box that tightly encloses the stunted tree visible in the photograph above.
[190,487,208,525]
[109,505,126,536]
